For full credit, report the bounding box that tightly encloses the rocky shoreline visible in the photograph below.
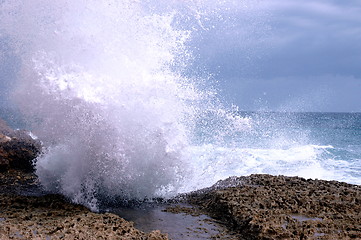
[1,118,361,239]
[0,170,167,240]
[0,119,169,239]
[184,174,361,239]
[0,192,167,239]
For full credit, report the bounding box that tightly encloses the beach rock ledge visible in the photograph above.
[0,118,167,239]
[186,174,361,239]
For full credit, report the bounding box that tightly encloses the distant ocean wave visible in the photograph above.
[181,142,360,193]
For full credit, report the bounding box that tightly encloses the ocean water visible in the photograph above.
[180,111,361,193]
[1,1,360,210]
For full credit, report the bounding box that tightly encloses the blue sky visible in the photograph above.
[190,0,361,112]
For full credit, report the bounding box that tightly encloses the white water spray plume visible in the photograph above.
[0,0,252,210]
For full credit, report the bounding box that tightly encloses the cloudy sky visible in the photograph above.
[1,0,360,113]
[191,0,361,112]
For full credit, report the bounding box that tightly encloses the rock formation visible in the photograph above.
[0,119,40,172]
[0,117,168,239]
[186,174,361,239]
[0,193,168,240]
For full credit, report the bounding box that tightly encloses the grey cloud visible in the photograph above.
[189,0,361,111]
[259,0,361,78]
[194,0,361,78]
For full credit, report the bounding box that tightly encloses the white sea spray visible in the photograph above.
[0,0,251,210]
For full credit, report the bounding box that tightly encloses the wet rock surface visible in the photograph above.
[185,174,361,240]
[0,193,168,239]
[0,118,167,239]
[0,169,44,196]
[115,203,242,240]
[0,119,40,172]
[0,170,168,240]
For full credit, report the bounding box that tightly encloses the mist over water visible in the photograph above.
[1,1,360,210]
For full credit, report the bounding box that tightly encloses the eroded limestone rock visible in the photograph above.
[0,193,168,240]
[186,174,361,240]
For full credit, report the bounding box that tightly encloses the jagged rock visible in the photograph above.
[0,193,169,240]
[0,118,41,172]
[0,170,169,239]
[186,174,361,240]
